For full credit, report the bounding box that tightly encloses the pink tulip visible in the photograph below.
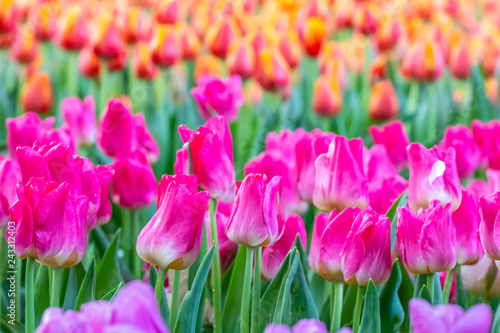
[61,96,97,146]
[265,129,306,160]
[409,299,492,333]
[407,143,462,211]
[439,125,481,179]
[136,174,209,270]
[467,179,490,198]
[175,116,235,199]
[191,74,244,123]
[461,255,500,297]
[96,165,114,226]
[133,113,160,163]
[472,120,500,169]
[313,136,368,211]
[369,120,409,171]
[364,144,398,181]
[38,127,77,156]
[342,207,392,285]
[261,213,307,279]
[295,129,335,203]
[112,150,157,209]
[226,173,285,247]
[319,207,361,282]
[205,201,237,272]
[397,200,456,274]
[0,156,19,227]
[292,319,329,333]
[309,210,338,274]
[6,112,54,156]
[487,169,500,194]
[478,191,500,259]
[452,190,483,265]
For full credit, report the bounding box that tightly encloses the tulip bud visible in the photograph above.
[78,46,100,78]
[10,25,38,63]
[319,207,361,282]
[261,214,307,280]
[312,75,343,117]
[137,174,209,270]
[278,30,301,69]
[111,150,157,209]
[92,15,126,60]
[133,113,160,163]
[30,2,59,41]
[191,74,244,123]
[133,41,159,81]
[313,136,368,211]
[407,143,462,211]
[254,47,290,91]
[298,17,328,57]
[369,121,409,171]
[481,44,499,78]
[308,210,337,274]
[439,125,481,179]
[478,192,500,260]
[21,72,52,114]
[56,5,88,50]
[375,18,402,52]
[118,6,149,44]
[334,0,354,29]
[461,256,500,297]
[226,174,285,247]
[96,165,113,226]
[471,120,500,170]
[150,24,182,68]
[453,190,483,265]
[449,42,471,79]
[153,0,178,24]
[97,98,135,157]
[368,80,399,121]
[6,112,54,156]
[0,0,18,35]
[397,200,456,274]
[369,56,386,83]
[61,96,97,146]
[226,39,254,79]
[180,23,201,60]
[0,156,19,227]
[205,18,240,58]
[402,40,446,82]
[353,3,380,35]
[107,50,127,72]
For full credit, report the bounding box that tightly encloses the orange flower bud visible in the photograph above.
[55,4,88,51]
[353,3,380,35]
[449,42,470,79]
[368,80,399,121]
[206,18,240,58]
[92,15,126,60]
[482,44,499,78]
[194,54,222,82]
[150,24,182,68]
[318,41,345,73]
[10,25,38,63]
[334,0,354,29]
[278,30,301,69]
[78,46,100,78]
[133,41,158,81]
[322,58,347,90]
[486,78,499,105]
[118,6,150,44]
[179,23,201,60]
[313,75,342,117]
[21,72,52,114]
[108,50,127,72]
[29,1,60,41]
[375,18,402,52]
[299,17,328,57]
[254,47,290,91]
[154,0,178,25]
[227,39,254,79]
[369,56,386,83]
[402,40,445,82]
[0,0,18,34]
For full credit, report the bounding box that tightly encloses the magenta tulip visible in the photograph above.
[261,213,307,279]
[369,120,409,171]
[468,179,490,198]
[440,125,481,179]
[309,210,338,274]
[61,96,97,146]
[137,174,209,270]
[96,165,114,226]
[133,113,160,163]
[112,150,157,209]
[397,200,456,274]
[407,143,462,211]
[292,319,329,333]
[226,173,285,247]
[472,120,500,170]
[97,98,136,157]
[175,116,235,199]
[313,136,368,211]
[205,201,237,272]
[191,74,244,123]
[478,191,500,259]
[0,156,19,227]
[6,112,54,156]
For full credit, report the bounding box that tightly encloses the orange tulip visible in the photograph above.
[254,47,290,91]
[30,1,60,41]
[449,42,470,79]
[118,6,150,44]
[21,72,52,114]
[334,0,354,29]
[375,18,402,52]
[312,75,342,117]
[133,41,158,81]
[194,55,222,82]
[368,80,399,121]
[299,17,328,57]
[92,15,126,60]
[402,40,445,82]
[150,24,182,68]
[78,46,100,78]
[0,0,18,34]
[10,25,38,64]
[55,4,88,51]
[205,18,240,58]
[486,78,499,105]
[482,44,499,78]
[369,56,387,83]
[353,3,380,35]
[278,30,301,69]
[227,39,254,79]
[154,0,178,25]
[179,23,201,60]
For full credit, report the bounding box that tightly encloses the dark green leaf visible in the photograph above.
[309,273,327,316]
[492,300,500,333]
[100,282,123,301]
[417,285,432,304]
[398,260,414,333]
[359,279,380,333]
[75,257,96,310]
[34,265,50,327]
[387,190,407,250]
[1,316,24,333]
[222,245,247,333]
[63,263,86,311]
[380,260,404,333]
[341,284,358,326]
[96,229,123,300]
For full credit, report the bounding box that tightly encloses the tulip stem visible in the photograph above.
[50,267,63,307]
[427,273,434,304]
[330,283,344,333]
[442,268,455,304]
[209,198,222,333]
[251,247,262,333]
[155,267,167,308]
[241,246,255,333]
[170,270,181,329]
[131,209,142,280]
[25,258,35,333]
[352,285,366,333]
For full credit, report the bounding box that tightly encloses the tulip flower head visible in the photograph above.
[309,210,338,274]
[439,125,481,179]
[368,80,399,121]
[0,156,19,227]
[61,96,97,146]
[6,112,54,157]
[369,121,410,171]
[312,75,343,117]
[21,72,53,114]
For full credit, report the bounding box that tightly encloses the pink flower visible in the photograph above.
[226,173,285,247]
[295,129,335,203]
[191,74,244,123]
[175,116,235,199]
[96,165,114,226]
[205,201,237,272]
[369,120,409,171]
[472,120,500,169]
[133,113,160,163]
[97,98,136,157]
[309,210,338,274]
[6,112,54,156]
[397,200,456,274]
[439,125,481,179]
[112,150,157,209]
[407,143,462,211]
[38,127,77,156]
[313,136,368,211]
[261,213,307,279]
[61,96,97,146]
[292,319,329,333]
[452,190,483,265]
[319,207,361,282]
[409,298,492,333]
[0,156,19,227]
[462,255,500,297]
[136,174,209,270]
[478,191,500,259]
[467,179,490,198]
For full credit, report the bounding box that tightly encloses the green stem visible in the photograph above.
[15,257,22,323]
[251,247,262,333]
[352,285,366,333]
[131,209,142,280]
[25,258,35,333]
[209,198,222,333]
[330,283,344,333]
[67,52,78,97]
[427,273,435,305]
[121,209,131,272]
[170,270,181,329]
[50,267,63,307]
[241,246,255,333]
[99,60,109,112]
[442,268,455,304]
[155,267,167,307]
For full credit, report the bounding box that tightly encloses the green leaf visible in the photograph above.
[148,266,169,324]
[294,235,309,278]
[34,264,50,327]
[96,229,123,300]
[75,257,96,310]
[432,273,443,305]
[456,266,468,309]
[398,260,414,333]
[386,190,408,250]
[63,263,86,311]
[174,246,215,333]
[417,285,432,304]
[341,284,358,326]
[222,245,247,333]
[100,282,123,301]
[1,316,24,333]
[492,300,500,333]
[359,279,380,333]
[309,273,327,316]
[380,260,404,333]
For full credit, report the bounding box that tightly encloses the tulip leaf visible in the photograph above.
[174,246,215,333]
[148,265,170,324]
[309,273,328,316]
[1,316,24,333]
[294,234,310,277]
[380,259,404,333]
[222,245,247,333]
[188,224,208,289]
[455,266,468,309]
[397,259,414,333]
[492,300,500,333]
[63,263,86,311]
[417,285,432,304]
[100,282,123,301]
[341,283,359,326]
[34,265,50,327]
[386,190,407,250]
[359,279,381,333]
[96,229,123,300]
[75,257,96,310]
[433,274,443,305]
